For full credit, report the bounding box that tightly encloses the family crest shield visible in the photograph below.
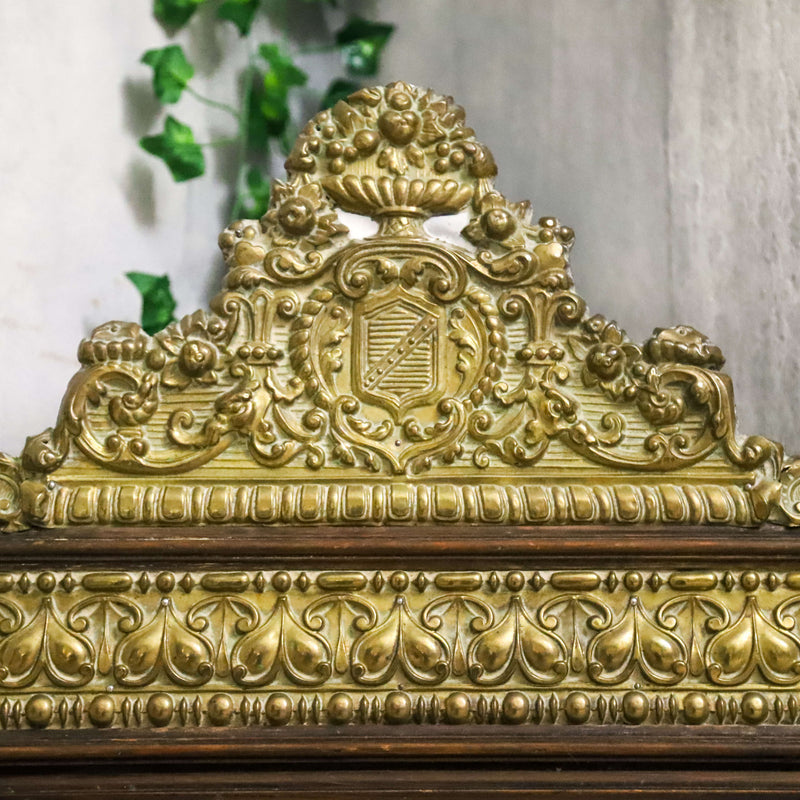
[353,286,446,420]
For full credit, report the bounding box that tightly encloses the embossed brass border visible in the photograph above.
[1,82,799,794]
[0,526,796,735]
[0,525,799,795]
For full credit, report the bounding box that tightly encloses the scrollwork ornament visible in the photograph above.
[0,81,796,531]
[421,594,494,677]
[114,598,214,687]
[468,596,568,685]
[0,454,23,531]
[351,596,449,685]
[656,594,729,677]
[587,597,688,685]
[303,594,378,674]
[230,596,332,686]
[0,598,94,688]
[186,596,260,677]
[539,594,613,673]
[705,596,800,686]
[67,596,143,676]
[776,459,800,525]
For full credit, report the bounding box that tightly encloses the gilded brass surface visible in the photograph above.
[0,81,797,530]
[0,84,800,739]
[1,567,800,729]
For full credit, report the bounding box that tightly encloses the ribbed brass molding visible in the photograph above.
[0,80,798,531]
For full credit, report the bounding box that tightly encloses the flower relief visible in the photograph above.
[286,81,497,182]
[645,325,725,369]
[216,180,349,284]
[576,315,643,400]
[462,191,531,250]
[262,180,348,250]
[148,310,228,390]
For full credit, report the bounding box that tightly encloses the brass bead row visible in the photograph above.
[3,690,791,730]
[0,569,795,596]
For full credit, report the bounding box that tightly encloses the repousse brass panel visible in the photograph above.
[0,81,796,530]
[0,83,798,740]
[0,567,799,730]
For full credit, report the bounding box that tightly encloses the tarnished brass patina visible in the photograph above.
[0,84,799,742]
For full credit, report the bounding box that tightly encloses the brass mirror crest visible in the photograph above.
[0,81,797,530]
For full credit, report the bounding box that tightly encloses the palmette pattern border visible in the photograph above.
[1,567,800,730]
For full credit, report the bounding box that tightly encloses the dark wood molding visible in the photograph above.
[1,523,799,567]
[2,727,800,797]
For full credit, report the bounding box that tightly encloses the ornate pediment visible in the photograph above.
[1,81,798,530]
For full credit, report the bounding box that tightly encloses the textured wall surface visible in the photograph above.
[0,0,797,455]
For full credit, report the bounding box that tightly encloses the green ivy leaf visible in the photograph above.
[217,0,260,36]
[153,0,206,30]
[257,44,308,138]
[247,77,271,151]
[240,167,271,218]
[259,44,308,89]
[319,78,361,110]
[335,16,394,76]
[126,273,177,335]
[141,45,194,104]
[140,116,206,182]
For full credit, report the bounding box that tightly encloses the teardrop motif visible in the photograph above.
[114,598,214,687]
[351,596,449,685]
[467,596,568,684]
[231,595,331,686]
[588,597,687,685]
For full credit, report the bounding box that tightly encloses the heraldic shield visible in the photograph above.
[353,286,446,419]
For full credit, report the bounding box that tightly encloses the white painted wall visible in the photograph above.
[0,0,797,456]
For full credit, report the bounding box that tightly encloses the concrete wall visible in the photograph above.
[0,0,797,455]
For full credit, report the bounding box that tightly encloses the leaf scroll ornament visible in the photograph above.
[67,596,143,676]
[114,598,214,687]
[538,594,612,672]
[303,594,378,675]
[656,594,729,677]
[706,595,800,685]
[0,598,94,688]
[468,596,568,685]
[421,594,494,677]
[186,595,260,677]
[351,596,449,685]
[231,595,332,686]
[587,596,688,685]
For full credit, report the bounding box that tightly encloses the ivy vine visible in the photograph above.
[128,0,394,333]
